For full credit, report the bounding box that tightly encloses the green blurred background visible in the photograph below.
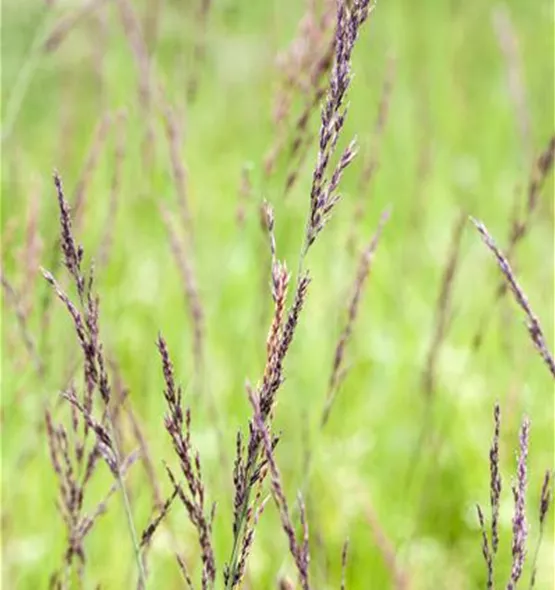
[1,0,554,588]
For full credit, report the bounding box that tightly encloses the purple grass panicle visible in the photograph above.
[476,504,494,590]
[140,487,179,550]
[43,171,145,585]
[303,0,374,255]
[53,171,85,298]
[249,385,311,590]
[490,402,502,556]
[476,406,549,590]
[472,136,554,351]
[225,2,373,586]
[157,334,216,589]
[507,416,530,590]
[476,402,501,589]
[471,218,555,378]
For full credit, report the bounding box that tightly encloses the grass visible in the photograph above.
[1,0,554,588]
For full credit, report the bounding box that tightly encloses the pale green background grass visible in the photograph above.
[1,0,554,588]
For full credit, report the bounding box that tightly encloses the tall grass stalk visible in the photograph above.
[43,171,147,588]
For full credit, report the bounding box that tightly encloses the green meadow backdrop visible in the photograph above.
[1,0,553,588]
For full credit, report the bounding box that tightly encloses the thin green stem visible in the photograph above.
[105,411,148,589]
[528,525,546,589]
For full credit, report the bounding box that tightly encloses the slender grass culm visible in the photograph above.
[42,172,146,588]
[226,1,374,587]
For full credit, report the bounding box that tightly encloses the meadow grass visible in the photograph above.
[1,0,554,588]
